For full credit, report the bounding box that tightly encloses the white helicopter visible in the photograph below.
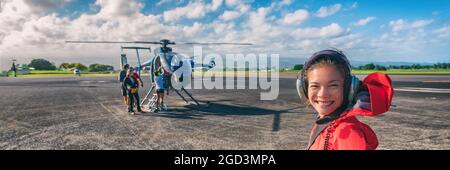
[66,39,251,110]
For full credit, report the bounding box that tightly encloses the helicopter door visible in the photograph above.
[150,56,163,83]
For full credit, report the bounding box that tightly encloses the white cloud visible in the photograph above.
[353,16,376,26]
[163,0,223,21]
[1,0,165,62]
[368,28,436,61]
[1,0,348,65]
[163,2,206,21]
[210,0,223,11]
[433,26,450,38]
[291,23,344,39]
[95,0,143,18]
[389,19,433,31]
[225,0,240,7]
[220,10,240,21]
[22,0,72,14]
[219,3,249,21]
[274,0,293,9]
[156,0,183,6]
[0,0,72,17]
[236,3,250,13]
[280,0,293,6]
[280,9,309,25]
[182,22,204,37]
[247,7,272,31]
[315,4,342,18]
[0,0,43,41]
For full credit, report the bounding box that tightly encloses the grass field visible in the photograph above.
[3,69,450,78]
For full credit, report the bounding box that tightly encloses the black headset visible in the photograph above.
[296,49,361,124]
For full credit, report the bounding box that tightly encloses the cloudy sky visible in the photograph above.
[1,0,450,69]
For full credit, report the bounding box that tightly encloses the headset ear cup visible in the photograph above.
[347,75,360,105]
[296,78,304,102]
[296,73,310,103]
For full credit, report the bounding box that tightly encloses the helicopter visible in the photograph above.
[65,39,252,110]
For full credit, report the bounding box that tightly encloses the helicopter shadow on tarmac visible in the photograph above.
[139,100,302,132]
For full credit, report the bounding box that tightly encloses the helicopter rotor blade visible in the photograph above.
[121,46,151,50]
[66,40,253,46]
[182,42,253,45]
[65,41,161,44]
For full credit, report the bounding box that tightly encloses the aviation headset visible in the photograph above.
[296,49,361,124]
[155,70,162,76]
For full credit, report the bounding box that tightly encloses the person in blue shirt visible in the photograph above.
[118,64,129,106]
[154,66,166,112]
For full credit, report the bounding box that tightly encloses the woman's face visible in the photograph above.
[307,65,344,118]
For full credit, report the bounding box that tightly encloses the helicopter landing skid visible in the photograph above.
[174,87,200,106]
[141,86,203,112]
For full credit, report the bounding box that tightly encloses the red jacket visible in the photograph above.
[308,72,394,150]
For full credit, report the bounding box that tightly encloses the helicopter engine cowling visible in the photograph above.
[152,47,175,71]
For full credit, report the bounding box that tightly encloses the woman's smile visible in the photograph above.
[314,100,335,107]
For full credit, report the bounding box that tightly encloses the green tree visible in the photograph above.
[29,59,57,70]
[72,63,87,71]
[374,65,387,71]
[59,63,71,70]
[400,65,411,69]
[411,64,422,69]
[363,63,376,70]
[293,64,304,70]
[88,64,114,72]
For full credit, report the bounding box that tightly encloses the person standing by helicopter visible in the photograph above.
[153,66,167,112]
[153,57,169,111]
[129,66,144,87]
[129,66,143,109]
[123,68,143,114]
[10,61,17,77]
[119,64,130,106]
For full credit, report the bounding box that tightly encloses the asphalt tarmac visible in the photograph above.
[0,74,449,149]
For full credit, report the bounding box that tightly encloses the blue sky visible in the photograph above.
[1,0,449,69]
[61,0,449,26]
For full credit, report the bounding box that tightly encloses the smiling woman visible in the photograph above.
[297,49,394,150]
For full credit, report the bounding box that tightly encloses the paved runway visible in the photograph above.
[0,74,449,149]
